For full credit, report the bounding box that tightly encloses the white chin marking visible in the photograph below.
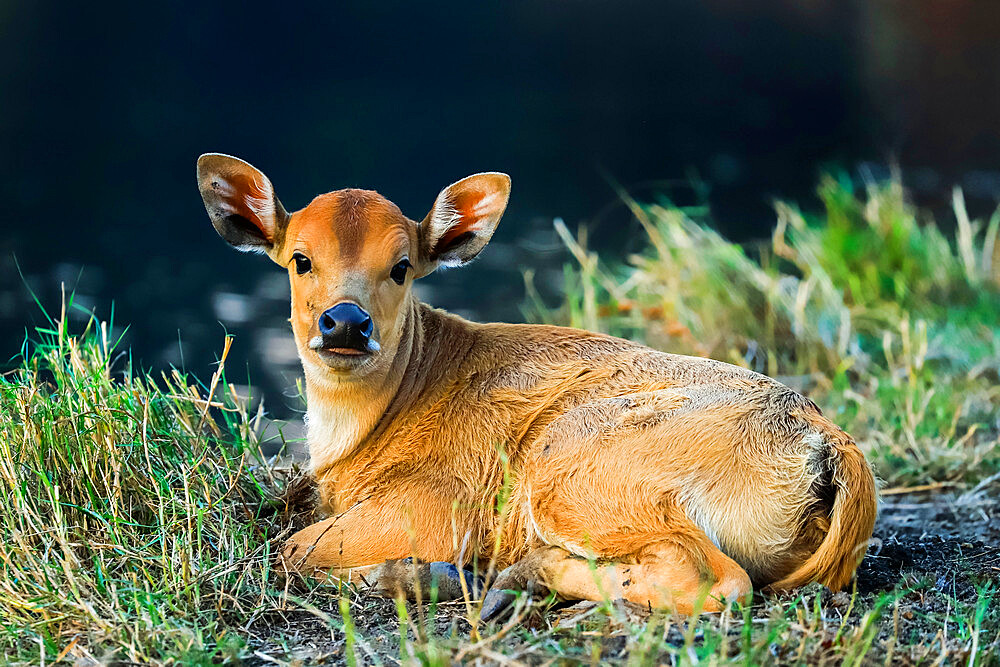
[307,336,380,353]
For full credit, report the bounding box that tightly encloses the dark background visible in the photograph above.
[3,1,1000,419]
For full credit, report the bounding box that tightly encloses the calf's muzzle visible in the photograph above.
[317,302,375,353]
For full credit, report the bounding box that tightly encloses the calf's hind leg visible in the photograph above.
[481,532,752,620]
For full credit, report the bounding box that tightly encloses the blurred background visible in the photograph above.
[3,0,1000,425]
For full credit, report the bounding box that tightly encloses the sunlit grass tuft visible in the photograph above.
[0,308,288,663]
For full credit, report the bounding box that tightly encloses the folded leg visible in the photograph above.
[482,534,751,620]
[278,485,481,601]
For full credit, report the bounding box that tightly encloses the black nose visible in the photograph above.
[318,303,374,351]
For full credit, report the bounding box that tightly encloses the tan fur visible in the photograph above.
[197,155,878,611]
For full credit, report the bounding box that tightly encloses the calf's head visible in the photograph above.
[197,154,510,380]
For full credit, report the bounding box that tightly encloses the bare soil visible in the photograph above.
[859,482,1000,595]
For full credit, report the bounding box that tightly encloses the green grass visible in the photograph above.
[2,175,999,664]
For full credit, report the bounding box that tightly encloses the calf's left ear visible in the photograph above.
[417,172,511,274]
[197,153,289,255]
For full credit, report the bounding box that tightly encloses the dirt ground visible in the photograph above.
[859,480,1000,594]
[247,481,1000,665]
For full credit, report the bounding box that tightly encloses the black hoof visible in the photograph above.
[480,588,517,623]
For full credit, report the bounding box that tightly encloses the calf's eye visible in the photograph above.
[390,258,411,285]
[292,252,311,275]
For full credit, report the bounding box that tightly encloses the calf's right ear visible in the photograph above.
[197,153,289,255]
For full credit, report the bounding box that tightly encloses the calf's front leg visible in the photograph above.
[278,495,482,601]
